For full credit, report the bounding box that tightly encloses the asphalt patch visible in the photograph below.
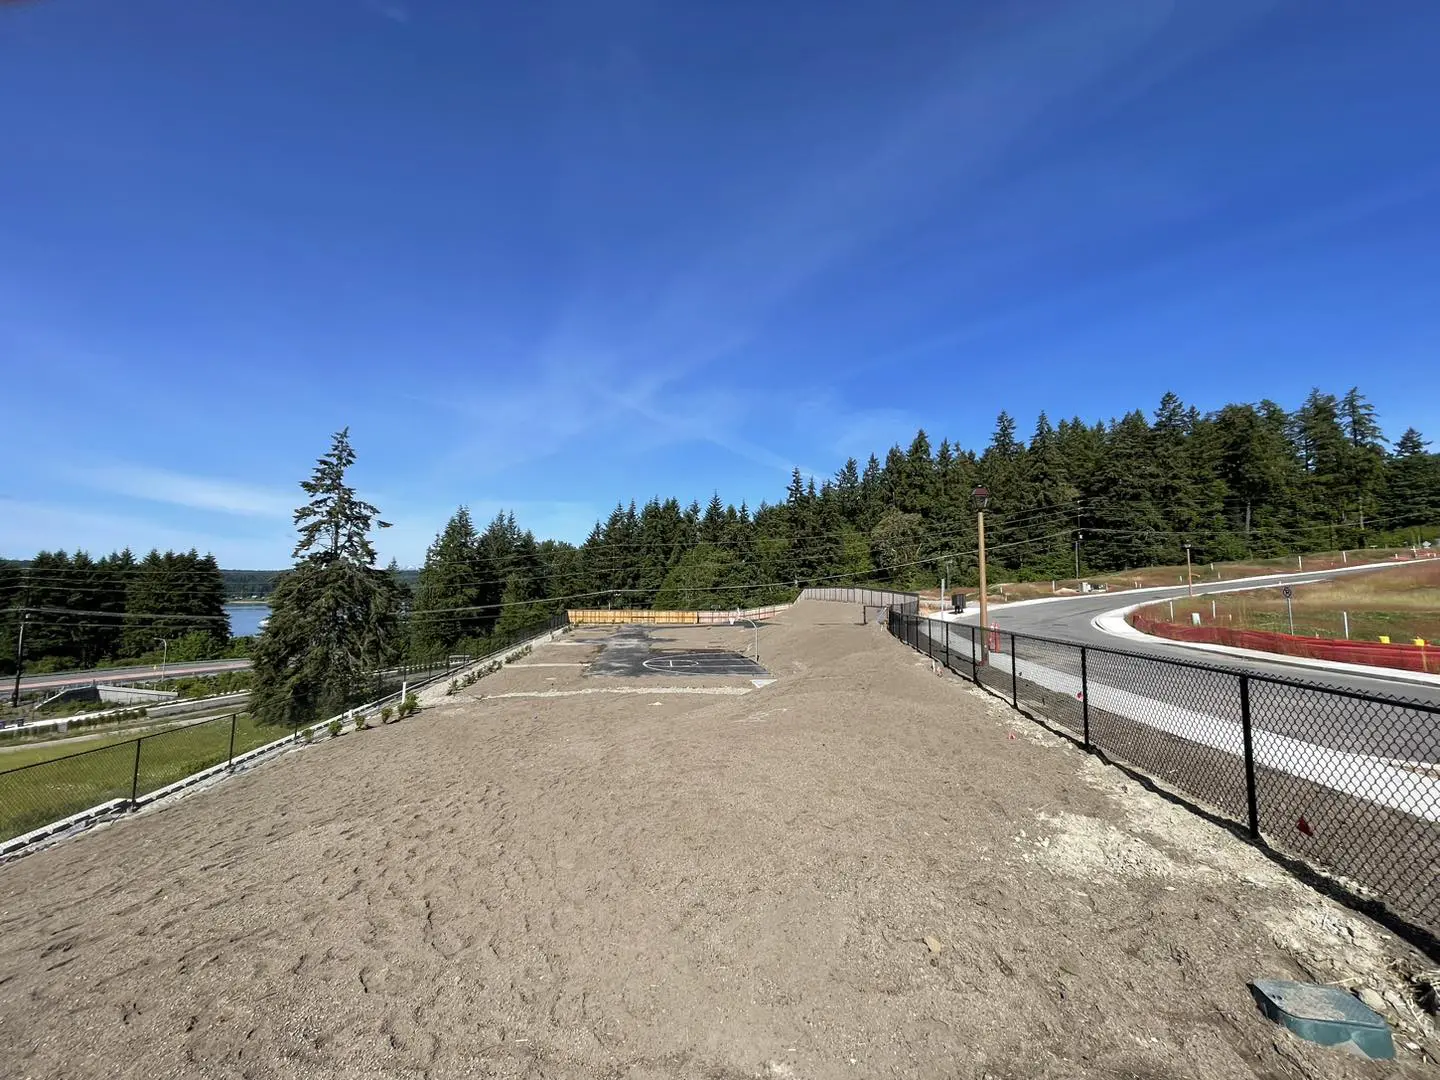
[588,627,770,678]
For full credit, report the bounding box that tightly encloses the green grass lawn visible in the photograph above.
[0,714,290,843]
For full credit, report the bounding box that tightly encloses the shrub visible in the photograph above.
[398,692,419,719]
[380,705,394,724]
[354,714,368,731]
[299,727,313,743]
[327,718,342,738]
[448,680,460,696]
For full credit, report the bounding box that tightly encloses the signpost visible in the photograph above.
[1282,585,1295,636]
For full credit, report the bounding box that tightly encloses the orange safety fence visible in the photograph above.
[1128,609,1437,674]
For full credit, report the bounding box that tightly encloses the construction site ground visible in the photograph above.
[0,603,1433,1079]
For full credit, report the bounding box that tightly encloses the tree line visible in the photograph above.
[1,550,230,675]
[8,387,1438,714]
[404,386,1439,659]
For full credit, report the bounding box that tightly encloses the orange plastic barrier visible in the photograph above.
[1129,610,1436,674]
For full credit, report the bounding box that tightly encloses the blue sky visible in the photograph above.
[3,1,1439,567]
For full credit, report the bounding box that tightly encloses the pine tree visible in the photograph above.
[411,507,485,657]
[251,428,399,726]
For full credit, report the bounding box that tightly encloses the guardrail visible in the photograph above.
[0,614,570,854]
[869,607,1438,948]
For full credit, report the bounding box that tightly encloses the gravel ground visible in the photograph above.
[0,602,1434,1079]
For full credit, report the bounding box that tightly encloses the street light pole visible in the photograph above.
[972,487,990,662]
[1183,544,1194,598]
[157,638,169,684]
[1074,532,1083,582]
[9,612,30,709]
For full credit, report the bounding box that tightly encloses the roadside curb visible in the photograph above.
[1092,601,1440,690]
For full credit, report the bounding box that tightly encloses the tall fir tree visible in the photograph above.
[251,428,399,725]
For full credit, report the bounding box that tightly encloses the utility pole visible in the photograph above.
[973,487,990,662]
[9,612,30,709]
[1184,543,1194,598]
[1074,531,1083,581]
[157,638,170,685]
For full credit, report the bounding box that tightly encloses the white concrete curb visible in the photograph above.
[1091,596,1440,690]
[935,559,1410,621]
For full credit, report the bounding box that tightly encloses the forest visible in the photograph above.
[5,387,1440,672]
[0,550,231,674]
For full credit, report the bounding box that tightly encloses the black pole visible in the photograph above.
[227,712,237,768]
[130,737,143,806]
[943,619,950,672]
[1010,633,1018,708]
[1239,674,1260,840]
[970,625,980,684]
[1080,646,1090,749]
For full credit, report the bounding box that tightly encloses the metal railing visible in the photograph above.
[0,613,571,851]
[800,586,919,616]
[882,609,1440,946]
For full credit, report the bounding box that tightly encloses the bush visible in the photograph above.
[447,680,460,696]
[327,718,342,738]
[398,693,419,719]
[380,705,394,724]
[354,713,368,731]
[299,727,313,743]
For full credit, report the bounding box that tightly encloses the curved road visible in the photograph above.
[952,562,1440,706]
[10,659,252,696]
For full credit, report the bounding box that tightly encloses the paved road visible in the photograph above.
[950,562,1440,706]
[9,659,252,695]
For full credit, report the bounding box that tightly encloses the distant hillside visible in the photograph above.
[223,568,420,599]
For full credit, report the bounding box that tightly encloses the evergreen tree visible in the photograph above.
[251,428,398,725]
[411,507,485,657]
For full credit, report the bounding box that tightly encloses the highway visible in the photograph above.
[8,659,252,696]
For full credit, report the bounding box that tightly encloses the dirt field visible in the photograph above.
[0,604,1434,1079]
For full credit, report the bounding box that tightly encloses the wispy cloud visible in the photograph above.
[0,498,241,560]
[77,465,294,518]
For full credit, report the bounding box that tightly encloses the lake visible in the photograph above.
[225,603,271,638]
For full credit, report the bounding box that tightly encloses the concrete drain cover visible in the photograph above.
[1249,979,1394,1060]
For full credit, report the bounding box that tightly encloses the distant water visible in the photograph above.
[225,603,271,638]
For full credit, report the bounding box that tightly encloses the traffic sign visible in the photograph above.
[1281,585,1293,599]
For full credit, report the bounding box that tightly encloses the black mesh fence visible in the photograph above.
[0,740,137,843]
[873,607,1440,945]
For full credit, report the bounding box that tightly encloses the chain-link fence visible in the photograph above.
[882,609,1440,946]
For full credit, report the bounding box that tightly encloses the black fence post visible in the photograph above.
[130,737,142,806]
[1010,633,1018,708]
[1239,674,1260,840]
[227,712,237,768]
[943,619,950,671]
[1080,646,1090,749]
[970,625,980,684]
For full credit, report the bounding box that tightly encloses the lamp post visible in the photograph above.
[1183,543,1194,598]
[972,486,990,661]
[9,612,30,710]
[157,638,169,685]
[1074,531,1083,582]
